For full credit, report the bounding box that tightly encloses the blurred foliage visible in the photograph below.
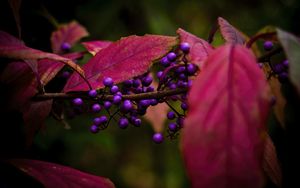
[1,0,300,187]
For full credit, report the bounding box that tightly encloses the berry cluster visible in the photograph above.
[69,42,197,143]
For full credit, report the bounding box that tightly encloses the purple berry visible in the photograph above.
[181,102,188,111]
[263,41,273,51]
[179,73,187,80]
[156,71,163,79]
[142,76,153,86]
[175,66,186,74]
[93,117,101,125]
[139,99,151,108]
[167,111,176,120]
[88,89,97,98]
[113,94,122,104]
[177,80,188,88]
[168,123,177,132]
[135,87,143,93]
[150,99,158,106]
[161,56,170,67]
[273,63,284,74]
[180,42,190,53]
[61,71,70,79]
[152,133,164,144]
[132,79,141,88]
[278,72,288,80]
[167,52,177,62]
[103,77,113,87]
[90,125,99,133]
[187,63,197,75]
[122,100,133,111]
[169,83,177,90]
[282,60,289,68]
[123,79,133,87]
[99,115,108,124]
[92,103,101,113]
[61,42,71,51]
[104,101,112,109]
[118,117,129,129]
[72,98,83,106]
[146,86,155,92]
[176,117,184,127]
[110,85,119,94]
[133,118,142,127]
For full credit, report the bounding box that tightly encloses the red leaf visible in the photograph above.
[177,28,213,68]
[218,17,246,45]
[181,44,271,188]
[82,40,112,55]
[263,135,282,187]
[51,21,89,54]
[10,159,115,188]
[0,30,85,78]
[22,100,53,146]
[64,34,177,92]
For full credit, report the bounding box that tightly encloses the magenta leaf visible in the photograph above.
[64,34,177,92]
[51,21,89,54]
[277,28,300,95]
[177,28,213,68]
[82,40,112,55]
[181,44,271,188]
[10,159,115,188]
[218,17,246,44]
[0,30,85,77]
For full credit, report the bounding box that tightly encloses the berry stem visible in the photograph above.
[33,88,188,101]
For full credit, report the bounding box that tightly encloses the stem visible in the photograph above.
[33,88,188,101]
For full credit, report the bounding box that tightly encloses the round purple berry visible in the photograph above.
[175,66,186,74]
[139,99,151,108]
[152,133,164,144]
[169,83,177,90]
[187,63,197,75]
[90,125,99,133]
[110,85,119,94]
[113,94,122,104]
[161,56,170,67]
[181,102,188,111]
[88,89,97,98]
[93,117,101,125]
[273,63,284,74]
[179,73,187,80]
[142,76,153,87]
[123,79,133,87]
[72,98,83,106]
[122,100,133,111]
[99,115,108,124]
[168,123,177,132]
[263,41,273,51]
[180,42,190,53]
[133,118,142,127]
[92,103,101,113]
[132,79,141,88]
[177,80,188,88]
[156,71,163,79]
[282,59,289,68]
[167,52,177,62]
[104,101,112,109]
[146,86,155,92]
[103,77,113,87]
[167,111,176,120]
[118,117,129,129]
[61,71,70,79]
[150,99,158,106]
[61,42,71,51]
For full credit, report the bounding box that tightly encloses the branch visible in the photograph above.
[33,88,188,101]
[257,47,282,62]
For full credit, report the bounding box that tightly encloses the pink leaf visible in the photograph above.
[10,159,115,188]
[144,78,169,132]
[177,28,213,68]
[263,135,282,187]
[181,44,271,188]
[64,34,177,92]
[0,30,85,78]
[82,40,112,55]
[218,17,246,45]
[51,21,89,54]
